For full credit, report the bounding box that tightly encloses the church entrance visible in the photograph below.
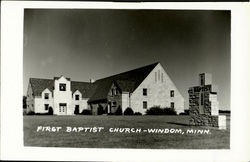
[59,103,67,115]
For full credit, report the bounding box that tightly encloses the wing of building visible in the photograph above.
[26,62,184,115]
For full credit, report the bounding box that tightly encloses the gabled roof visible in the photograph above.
[29,78,54,96]
[29,78,96,98]
[29,62,159,101]
[114,80,136,92]
[88,62,159,103]
[71,81,97,98]
[54,76,71,81]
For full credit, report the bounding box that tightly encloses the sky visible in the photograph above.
[23,9,231,110]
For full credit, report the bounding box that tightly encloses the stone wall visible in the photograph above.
[189,73,226,129]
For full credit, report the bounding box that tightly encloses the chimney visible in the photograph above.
[90,79,95,83]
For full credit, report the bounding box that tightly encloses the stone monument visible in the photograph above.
[188,73,226,129]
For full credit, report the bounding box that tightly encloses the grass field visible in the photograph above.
[23,115,230,149]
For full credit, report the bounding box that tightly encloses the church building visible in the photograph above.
[26,62,184,115]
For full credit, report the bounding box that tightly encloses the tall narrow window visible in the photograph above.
[155,72,157,82]
[200,74,205,86]
[201,93,204,105]
[143,88,147,96]
[171,102,174,108]
[111,89,114,96]
[75,95,79,100]
[170,90,174,97]
[59,83,66,91]
[161,73,163,83]
[44,93,49,99]
[143,101,147,109]
[158,70,160,80]
[115,89,119,95]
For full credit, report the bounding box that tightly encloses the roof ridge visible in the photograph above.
[96,62,159,81]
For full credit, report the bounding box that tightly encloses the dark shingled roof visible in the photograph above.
[29,78,96,98]
[29,62,159,102]
[88,62,159,102]
[29,78,54,96]
[71,81,97,98]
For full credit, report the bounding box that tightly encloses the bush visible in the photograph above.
[107,112,114,115]
[26,111,35,115]
[163,107,177,115]
[179,110,189,115]
[115,106,123,115]
[146,106,163,115]
[124,107,134,115]
[134,112,142,115]
[81,109,92,115]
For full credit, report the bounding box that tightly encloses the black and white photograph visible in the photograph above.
[1,1,250,161]
[23,9,231,149]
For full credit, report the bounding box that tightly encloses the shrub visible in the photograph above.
[163,107,177,115]
[26,111,35,115]
[115,106,123,115]
[124,107,134,115]
[179,110,189,115]
[184,109,190,115]
[134,112,142,115]
[146,106,163,115]
[81,109,92,115]
[107,112,114,115]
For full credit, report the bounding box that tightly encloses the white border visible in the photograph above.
[1,1,250,161]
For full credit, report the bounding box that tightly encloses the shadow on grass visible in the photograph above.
[167,122,190,126]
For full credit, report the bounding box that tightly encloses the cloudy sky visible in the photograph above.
[23,9,230,110]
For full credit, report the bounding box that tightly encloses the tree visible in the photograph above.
[115,105,122,115]
[23,96,27,109]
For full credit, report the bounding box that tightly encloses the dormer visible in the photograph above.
[54,75,71,92]
[73,90,82,101]
[42,88,52,100]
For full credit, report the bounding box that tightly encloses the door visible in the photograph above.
[59,103,67,115]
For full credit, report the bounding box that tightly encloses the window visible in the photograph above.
[170,90,174,97]
[171,102,174,108]
[200,74,205,86]
[115,89,119,95]
[44,104,49,110]
[44,93,49,99]
[143,88,147,96]
[158,70,160,80]
[161,73,163,83]
[111,89,114,96]
[201,93,204,105]
[59,83,66,91]
[75,95,79,100]
[143,101,147,109]
[112,101,117,107]
[114,88,117,95]
[155,72,157,82]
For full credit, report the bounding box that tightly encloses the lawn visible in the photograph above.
[23,115,230,149]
